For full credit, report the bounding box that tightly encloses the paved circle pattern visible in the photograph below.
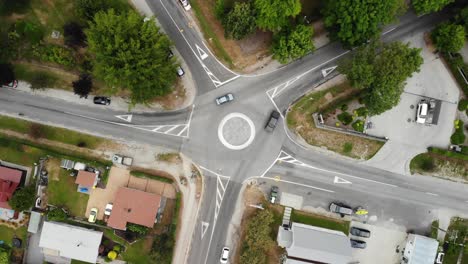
[218,113,256,150]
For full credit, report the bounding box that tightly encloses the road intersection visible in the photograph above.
[0,1,467,263]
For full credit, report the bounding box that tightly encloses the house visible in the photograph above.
[107,187,161,230]
[277,222,352,264]
[75,170,98,194]
[39,221,103,264]
[0,166,23,210]
[401,234,439,264]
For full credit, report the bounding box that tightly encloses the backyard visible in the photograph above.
[286,80,384,159]
[443,217,468,264]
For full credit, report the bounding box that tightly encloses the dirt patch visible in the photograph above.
[45,158,61,181]
[191,0,272,71]
[151,80,186,110]
[156,153,181,163]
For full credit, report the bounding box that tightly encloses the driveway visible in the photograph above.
[365,32,460,175]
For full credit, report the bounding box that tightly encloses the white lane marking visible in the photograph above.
[195,44,209,60]
[159,0,238,87]
[266,50,350,100]
[321,66,337,77]
[177,125,189,136]
[276,151,398,187]
[334,176,352,184]
[263,176,335,193]
[164,125,179,133]
[382,27,397,35]
[115,114,133,122]
[426,192,439,196]
[260,151,284,177]
[186,104,195,137]
[201,221,210,239]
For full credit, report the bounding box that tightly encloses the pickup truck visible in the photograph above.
[112,154,133,166]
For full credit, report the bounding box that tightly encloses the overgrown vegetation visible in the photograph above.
[240,209,276,264]
[450,120,466,145]
[410,147,468,179]
[130,171,173,183]
[432,22,465,53]
[9,185,36,212]
[443,217,468,264]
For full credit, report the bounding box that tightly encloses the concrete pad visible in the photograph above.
[350,222,407,264]
[127,176,148,191]
[280,192,303,210]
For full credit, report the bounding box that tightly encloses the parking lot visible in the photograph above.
[365,32,460,175]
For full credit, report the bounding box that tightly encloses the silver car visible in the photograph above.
[216,93,234,105]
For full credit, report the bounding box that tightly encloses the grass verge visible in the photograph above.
[130,170,173,183]
[286,81,384,159]
[291,210,350,235]
[410,149,468,180]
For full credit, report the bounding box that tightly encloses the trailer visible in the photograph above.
[112,154,133,166]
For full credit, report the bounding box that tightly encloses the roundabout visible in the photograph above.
[217,112,256,150]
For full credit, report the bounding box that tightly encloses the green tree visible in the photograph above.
[431,23,465,53]
[457,7,468,32]
[9,185,35,212]
[254,0,301,31]
[223,2,256,40]
[0,251,9,264]
[214,0,226,19]
[340,42,422,115]
[86,10,177,104]
[412,0,454,14]
[47,207,68,222]
[323,0,403,47]
[272,25,314,63]
[75,0,125,23]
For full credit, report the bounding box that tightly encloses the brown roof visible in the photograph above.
[75,171,96,187]
[107,187,161,230]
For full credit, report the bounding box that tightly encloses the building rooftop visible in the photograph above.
[107,187,161,230]
[75,170,97,188]
[0,166,22,209]
[403,234,439,264]
[39,221,103,263]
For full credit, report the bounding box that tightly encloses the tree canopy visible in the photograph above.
[0,63,15,85]
[75,0,126,23]
[412,0,454,14]
[240,209,275,264]
[9,185,35,212]
[86,10,177,104]
[323,0,403,47]
[431,23,465,53]
[254,0,301,31]
[339,42,423,115]
[272,24,314,63]
[72,73,93,98]
[63,21,86,48]
[222,2,257,40]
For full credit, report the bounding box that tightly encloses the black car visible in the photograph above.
[93,96,111,105]
[350,227,371,238]
[265,110,280,132]
[350,239,366,249]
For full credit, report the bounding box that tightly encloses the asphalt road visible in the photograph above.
[0,3,466,264]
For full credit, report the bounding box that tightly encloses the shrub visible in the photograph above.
[352,119,365,132]
[451,120,466,145]
[47,208,68,222]
[420,156,435,171]
[32,44,75,67]
[63,21,86,48]
[127,223,148,235]
[112,245,121,253]
[337,112,353,125]
[343,142,353,153]
[14,20,44,44]
[214,0,226,19]
[28,123,44,139]
[341,104,348,111]
[431,23,465,53]
[107,251,117,260]
[30,72,56,89]
[459,99,468,111]
[354,107,369,117]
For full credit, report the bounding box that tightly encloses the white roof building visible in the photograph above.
[278,222,352,264]
[39,221,103,264]
[402,234,439,264]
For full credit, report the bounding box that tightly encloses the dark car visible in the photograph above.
[329,202,353,217]
[265,110,280,132]
[93,96,111,105]
[350,227,371,238]
[350,239,366,249]
[269,186,279,204]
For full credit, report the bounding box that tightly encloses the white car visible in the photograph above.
[220,247,229,263]
[104,203,113,216]
[416,101,428,124]
[176,66,185,77]
[180,0,191,10]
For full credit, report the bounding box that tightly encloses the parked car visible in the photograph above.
[265,110,280,132]
[2,80,18,88]
[180,0,191,10]
[176,66,185,77]
[93,96,111,105]
[104,203,113,216]
[350,239,366,249]
[350,227,371,238]
[270,186,279,204]
[216,93,234,105]
[435,252,444,264]
[329,202,353,217]
[220,247,229,263]
[88,208,98,223]
[416,100,428,124]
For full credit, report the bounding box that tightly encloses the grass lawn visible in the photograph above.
[291,210,350,235]
[0,137,46,167]
[122,238,153,263]
[0,115,107,149]
[410,150,468,179]
[0,226,27,247]
[287,81,384,159]
[47,168,89,217]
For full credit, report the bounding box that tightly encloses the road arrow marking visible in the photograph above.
[115,114,133,123]
[321,66,337,78]
[201,221,209,239]
[195,44,208,60]
[334,176,352,184]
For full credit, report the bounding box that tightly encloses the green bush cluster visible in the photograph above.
[459,99,468,111]
[352,119,365,132]
[32,44,75,67]
[127,223,148,235]
[450,120,466,145]
[47,207,68,222]
[354,107,368,117]
[337,112,353,125]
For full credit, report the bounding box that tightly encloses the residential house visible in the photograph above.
[0,166,23,218]
[75,170,98,194]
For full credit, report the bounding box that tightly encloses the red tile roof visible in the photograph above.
[0,166,22,209]
[75,171,96,187]
[107,187,161,230]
